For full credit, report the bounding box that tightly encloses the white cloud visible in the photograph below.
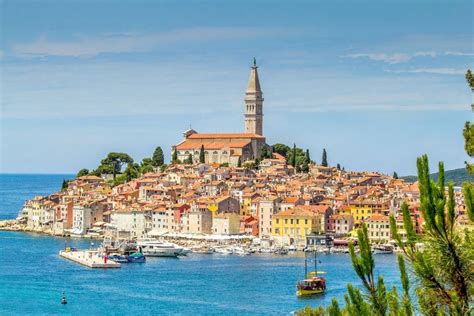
[444,51,474,57]
[386,68,465,75]
[343,53,411,64]
[343,50,473,64]
[11,27,296,58]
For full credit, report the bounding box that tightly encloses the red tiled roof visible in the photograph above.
[176,140,251,150]
[187,133,265,139]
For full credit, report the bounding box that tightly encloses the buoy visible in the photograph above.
[61,292,67,305]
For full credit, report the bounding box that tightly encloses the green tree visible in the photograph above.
[272,143,291,158]
[61,179,69,191]
[98,152,134,180]
[199,145,205,163]
[390,156,473,315]
[122,162,140,182]
[76,168,89,177]
[291,144,297,167]
[151,146,164,167]
[140,158,154,174]
[393,171,398,179]
[237,157,242,167]
[185,154,193,164]
[321,148,328,167]
[336,163,341,170]
[464,70,474,175]
[305,149,311,164]
[172,149,178,164]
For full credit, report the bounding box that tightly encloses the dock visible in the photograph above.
[59,250,121,268]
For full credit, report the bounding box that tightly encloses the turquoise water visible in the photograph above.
[0,175,401,315]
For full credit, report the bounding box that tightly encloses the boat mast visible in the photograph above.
[314,248,317,274]
[304,252,307,277]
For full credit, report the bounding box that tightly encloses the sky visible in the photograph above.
[0,0,472,175]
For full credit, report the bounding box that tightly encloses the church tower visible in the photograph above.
[244,58,264,135]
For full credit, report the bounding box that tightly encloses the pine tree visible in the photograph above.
[199,145,205,163]
[237,157,242,167]
[291,144,297,167]
[172,149,178,164]
[390,155,473,315]
[393,171,398,179]
[336,163,341,170]
[76,168,89,177]
[321,148,328,167]
[152,146,164,167]
[186,154,193,164]
[61,179,69,191]
[305,149,311,164]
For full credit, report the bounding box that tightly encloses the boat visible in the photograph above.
[287,245,297,252]
[193,247,214,254]
[213,247,233,255]
[274,247,288,255]
[127,252,146,263]
[296,251,326,297]
[179,247,192,256]
[137,238,183,257]
[108,253,129,263]
[232,247,250,256]
[60,292,67,305]
[372,244,394,254]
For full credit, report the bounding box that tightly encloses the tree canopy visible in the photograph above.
[152,146,164,167]
[321,148,328,167]
[76,168,89,178]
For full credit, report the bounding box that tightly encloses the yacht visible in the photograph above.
[137,238,183,257]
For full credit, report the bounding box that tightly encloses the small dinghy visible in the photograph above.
[61,292,67,305]
[127,252,146,263]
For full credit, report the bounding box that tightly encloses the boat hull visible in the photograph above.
[296,288,325,297]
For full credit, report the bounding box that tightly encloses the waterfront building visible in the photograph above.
[212,212,240,235]
[172,60,267,166]
[258,196,282,238]
[110,208,151,238]
[366,214,391,242]
[72,204,92,235]
[181,205,212,234]
[330,214,354,236]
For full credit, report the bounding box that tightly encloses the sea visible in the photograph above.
[0,174,401,315]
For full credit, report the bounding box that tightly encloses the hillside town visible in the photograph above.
[1,60,470,250]
[4,158,468,250]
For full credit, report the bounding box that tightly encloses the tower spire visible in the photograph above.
[244,58,264,136]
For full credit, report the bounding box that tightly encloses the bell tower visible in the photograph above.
[244,58,264,135]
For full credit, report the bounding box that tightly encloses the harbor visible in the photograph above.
[0,230,400,315]
[59,249,121,268]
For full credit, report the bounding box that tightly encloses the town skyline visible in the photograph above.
[1,1,472,175]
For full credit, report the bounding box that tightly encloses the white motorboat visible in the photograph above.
[137,238,183,257]
[232,247,250,256]
[213,247,234,255]
[372,244,394,254]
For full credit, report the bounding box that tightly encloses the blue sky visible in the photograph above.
[0,0,472,175]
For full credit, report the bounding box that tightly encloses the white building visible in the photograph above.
[111,209,150,237]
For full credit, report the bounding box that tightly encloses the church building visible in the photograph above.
[172,59,267,166]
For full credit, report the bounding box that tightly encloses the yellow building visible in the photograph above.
[271,206,324,246]
[349,203,373,226]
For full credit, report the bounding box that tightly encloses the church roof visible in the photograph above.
[246,59,262,93]
[176,140,252,150]
[187,133,265,139]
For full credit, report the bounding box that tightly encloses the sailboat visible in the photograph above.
[296,250,326,297]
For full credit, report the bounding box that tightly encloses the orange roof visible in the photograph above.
[369,214,389,222]
[176,140,251,150]
[187,133,265,139]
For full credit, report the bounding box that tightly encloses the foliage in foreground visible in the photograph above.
[297,155,474,316]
